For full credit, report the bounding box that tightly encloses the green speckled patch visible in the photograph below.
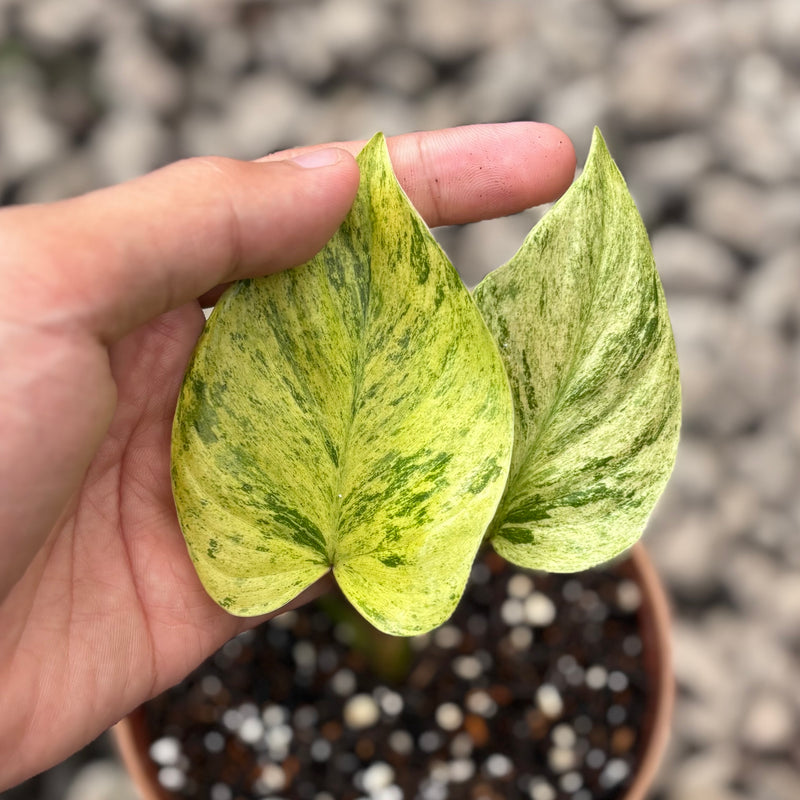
[172,134,514,635]
[474,128,681,571]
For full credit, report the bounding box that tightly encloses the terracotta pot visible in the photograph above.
[113,543,673,800]
[617,544,673,800]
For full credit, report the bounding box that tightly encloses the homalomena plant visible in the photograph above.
[172,129,680,636]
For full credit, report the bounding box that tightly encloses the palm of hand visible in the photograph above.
[0,124,575,789]
[0,305,247,780]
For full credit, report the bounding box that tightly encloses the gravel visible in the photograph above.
[1,1,798,799]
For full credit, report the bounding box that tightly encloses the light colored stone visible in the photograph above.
[414,82,472,132]
[187,73,310,159]
[714,100,799,185]
[762,560,800,636]
[448,209,546,288]
[741,689,797,752]
[730,430,799,504]
[314,0,391,60]
[690,174,800,256]
[203,26,250,76]
[316,86,417,144]
[669,297,788,434]
[662,438,725,504]
[252,6,335,84]
[90,109,168,185]
[0,1,9,39]
[706,609,797,701]
[666,747,745,800]
[611,0,693,17]
[143,0,233,26]
[752,507,800,560]
[651,225,739,295]
[745,763,800,800]
[534,0,619,76]
[719,0,768,53]
[95,33,184,114]
[253,0,389,82]
[15,153,101,203]
[20,0,112,47]
[465,41,554,123]
[0,69,66,181]
[647,509,730,597]
[627,134,713,223]
[722,549,784,623]
[766,0,800,62]
[611,6,726,131]
[743,244,800,335]
[732,51,787,109]
[539,75,611,160]
[371,50,436,97]
[0,100,65,180]
[64,760,138,800]
[405,0,528,62]
[713,479,762,542]
[672,620,739,711]
[689,174,769,255]
[764,188,800,251]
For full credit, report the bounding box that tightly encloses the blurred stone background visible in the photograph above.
[1,0,798,798]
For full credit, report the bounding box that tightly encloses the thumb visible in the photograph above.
[2,148,360,342]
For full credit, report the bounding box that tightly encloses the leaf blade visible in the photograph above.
[172,133,514,633]
[474,128,681,571]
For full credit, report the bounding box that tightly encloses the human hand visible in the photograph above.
[0,123,575,788]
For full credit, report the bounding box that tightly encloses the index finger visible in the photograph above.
[262,122,576,227]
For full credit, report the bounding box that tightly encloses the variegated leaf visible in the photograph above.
[474,128,681,572]
[172,133,513,635]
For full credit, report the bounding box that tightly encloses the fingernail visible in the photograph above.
[289,148,343,169]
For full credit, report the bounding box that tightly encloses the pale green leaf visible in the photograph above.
[474,128,681,571]
[172,133,513,635]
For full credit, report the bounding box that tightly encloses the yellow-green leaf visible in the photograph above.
[171,133,513,635]
[474,128,681,571]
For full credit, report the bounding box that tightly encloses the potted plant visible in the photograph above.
[114,129,680,800]
[115,545,672,800]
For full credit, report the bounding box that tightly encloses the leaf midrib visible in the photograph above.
[328,223,374,566]
[499,187,609,522]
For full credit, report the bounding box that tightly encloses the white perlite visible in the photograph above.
[536,684,564,719]
[148,737,181,767]
[343,693,381,730]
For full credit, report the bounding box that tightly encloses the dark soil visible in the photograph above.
[143,551,650,800]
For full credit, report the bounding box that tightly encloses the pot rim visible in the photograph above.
[622,543,674,800]
[113,542,673,800]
